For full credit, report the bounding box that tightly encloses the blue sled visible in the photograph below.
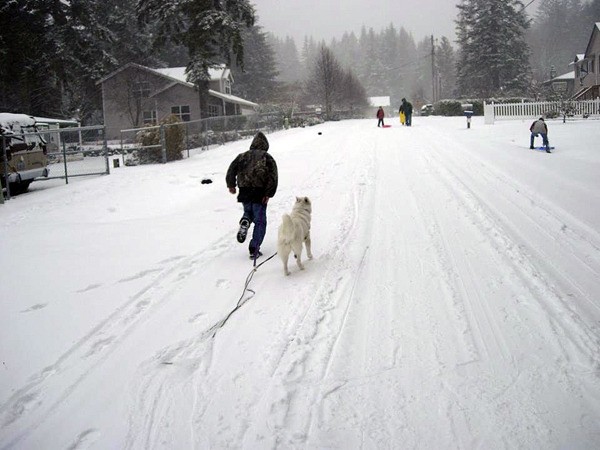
[533,146,555,152]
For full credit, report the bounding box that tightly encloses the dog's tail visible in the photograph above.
[279,213,294,244]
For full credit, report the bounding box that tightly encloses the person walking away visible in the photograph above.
[529,117,550,152]
[401,98,413,126]
[226,131,278,259]
[376,106,385,127]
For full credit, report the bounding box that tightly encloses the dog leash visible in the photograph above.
[212,204,274,334]
[212,251,277,336]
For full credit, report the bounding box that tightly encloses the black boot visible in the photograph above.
[237,218,250,243]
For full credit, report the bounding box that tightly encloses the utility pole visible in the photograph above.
[431,35,436,103]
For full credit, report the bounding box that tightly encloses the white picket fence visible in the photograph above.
[484,98,600,124]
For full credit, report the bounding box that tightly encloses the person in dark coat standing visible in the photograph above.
[226,131,278,259]
[376,106,385,127]
[529,117,550,152]
[399,98,413,126]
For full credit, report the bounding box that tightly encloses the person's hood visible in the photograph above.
[250,131,269,151]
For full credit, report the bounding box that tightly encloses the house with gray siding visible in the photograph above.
[573,23,600,100]
[97,63,258,140]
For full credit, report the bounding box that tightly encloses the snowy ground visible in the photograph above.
[1,116,599,449]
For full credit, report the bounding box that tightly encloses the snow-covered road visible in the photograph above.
[1,117,599,448]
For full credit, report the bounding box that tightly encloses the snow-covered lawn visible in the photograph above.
[1,116,599,448]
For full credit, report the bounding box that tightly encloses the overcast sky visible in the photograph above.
[250,0,460,44]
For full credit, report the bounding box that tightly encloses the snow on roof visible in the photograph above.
[153,65,229,84]
[542,71,575,85]
[33,116,79,126]
[554,71,575,80]
[153,67,189,83]
[208,90,258,108]
[569,54,586,66]
[368,96,391,107]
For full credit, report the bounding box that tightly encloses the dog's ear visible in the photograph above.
[296,196,301,202]
[304,197,310,204]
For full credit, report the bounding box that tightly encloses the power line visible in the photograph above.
[522,0,538,11]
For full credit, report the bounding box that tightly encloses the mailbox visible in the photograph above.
[464,110,474,128]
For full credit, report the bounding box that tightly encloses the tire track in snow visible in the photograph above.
[0,233,235,446]
[395,124,600,444]
[238,129,377,448]
[122,124,372,449]
[421,127,600,361]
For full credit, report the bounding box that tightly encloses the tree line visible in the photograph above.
[1,0,599,123]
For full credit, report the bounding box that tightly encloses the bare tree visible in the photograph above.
[306,45,343,117]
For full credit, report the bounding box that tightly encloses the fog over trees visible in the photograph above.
[1,0,598,121]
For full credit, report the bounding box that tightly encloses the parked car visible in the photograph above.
[1,113,50,195]
[421,104,434,116]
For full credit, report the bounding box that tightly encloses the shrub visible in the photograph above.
[136,115,184,164]
[434,100,463,116]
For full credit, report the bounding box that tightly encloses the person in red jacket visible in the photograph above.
[376,106,385,127]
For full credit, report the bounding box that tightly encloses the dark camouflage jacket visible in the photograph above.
[226,132,278,203]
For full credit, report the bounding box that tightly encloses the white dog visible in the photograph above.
[277,197,313,276]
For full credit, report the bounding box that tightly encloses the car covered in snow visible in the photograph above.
[420,104,434,116]
[0,113,50,195]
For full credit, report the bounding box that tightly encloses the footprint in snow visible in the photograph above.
[188,313,206,323]
[158,255,185,264]
[67,429,101,450]
[76,283,102,293]
[20,303,48,313]
[216,279,230,289]
[118,268,162,283]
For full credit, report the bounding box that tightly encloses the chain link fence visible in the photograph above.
[117,112,321,164]
[3,109,364,199]
[45,125,110,181]
[2,125,109,199]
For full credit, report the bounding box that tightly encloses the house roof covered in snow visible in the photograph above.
[153,66,232,84]
[96,63,232,86]
[368,96,391,107]
[583,23,600,58]
[542,71,575,84]
[569,54,586,66]
[96,63,257,108]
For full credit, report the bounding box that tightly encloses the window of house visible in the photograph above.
[225,80,232,94]
[133,81,151,99]
[171,105,191,121]
[143,110,157,125]
[208,105,220,117]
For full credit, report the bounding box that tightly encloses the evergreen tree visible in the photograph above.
[332,32,361,69]
[437,37,457,99]
[267,34,303,83]
[528,0,587,81]
[301,36,319,76]
[583,0,600,17]
[358,27,386,96]
[414,37,435,105]
[456,0,532,97]
[137,0,255,115]
[231,26,279,102]
[0,0,157,121]
[0,0,58,115]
